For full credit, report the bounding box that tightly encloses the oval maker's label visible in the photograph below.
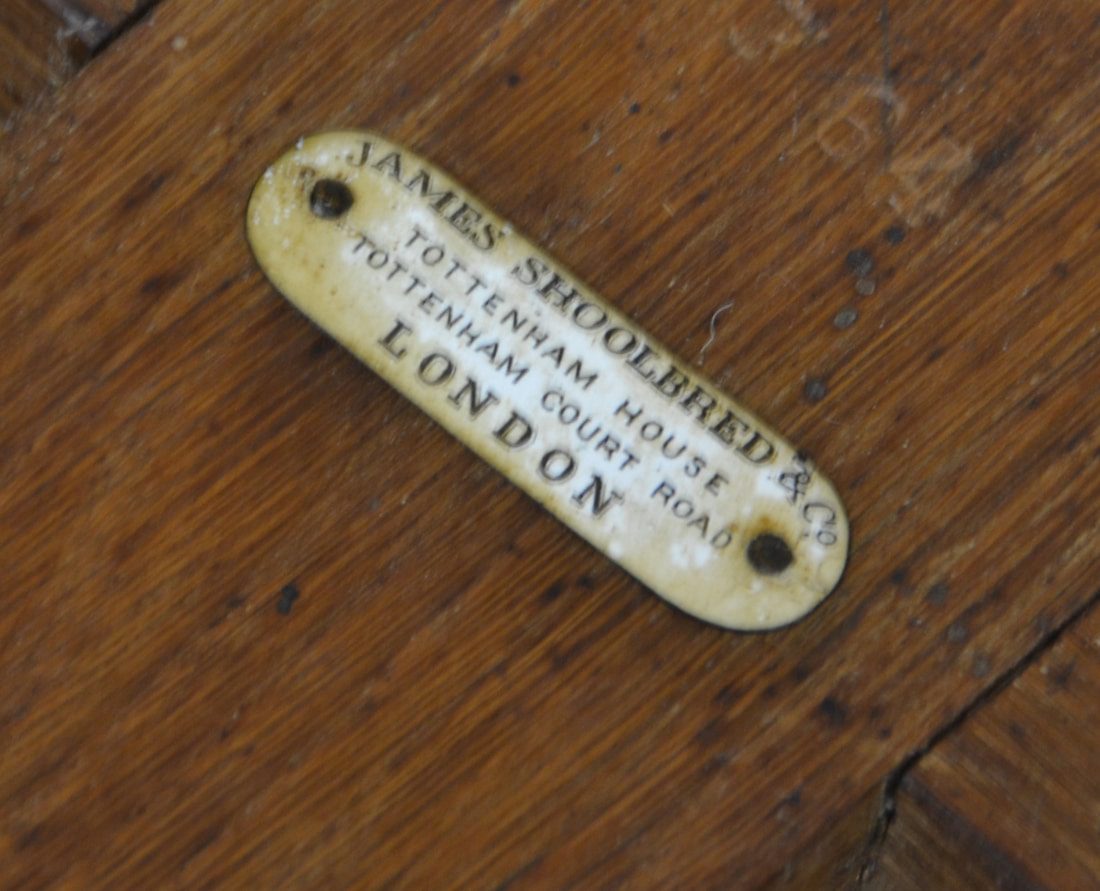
[246,130,849,630]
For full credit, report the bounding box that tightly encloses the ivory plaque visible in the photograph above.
[247,130,849,630]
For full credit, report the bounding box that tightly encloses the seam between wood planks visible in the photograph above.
[82,0,163,60]
[851,588,1100,888]
[1,1,164,133]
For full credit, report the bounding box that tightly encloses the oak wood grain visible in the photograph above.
[1,0,1098,888]
[865,603,1100,890]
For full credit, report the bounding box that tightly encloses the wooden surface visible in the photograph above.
[76,0,146,24]
[866,602,1100,890]
[0,0,71,120]
[1,1,1098,888]
[0,0,141,126]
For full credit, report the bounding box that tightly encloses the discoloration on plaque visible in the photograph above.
[246,130,849,630]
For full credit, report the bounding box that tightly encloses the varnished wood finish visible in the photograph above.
[0,0,70,120]
[0,1,144,125]
[1,1,1098,887]
[77,0,146,24]
[866,604,1100,890]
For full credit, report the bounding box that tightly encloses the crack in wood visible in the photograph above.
[853,587,1100,887]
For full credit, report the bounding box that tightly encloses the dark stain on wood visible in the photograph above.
[818,696,849,727]
[967,130,1027,185]
[118,170,170,212]
[845,248,875,277]
[539,580,566,604]
[883,225,906,245]
[276,583,300,615]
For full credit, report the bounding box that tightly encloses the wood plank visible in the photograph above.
[1,0,1098,887]
[73,0,146,26]
[764,785,881,889]
[0,0,68,121]
[865,603,1100,890]
[1,1,146,126]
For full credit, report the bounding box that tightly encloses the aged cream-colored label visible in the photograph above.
[246,130,848,630]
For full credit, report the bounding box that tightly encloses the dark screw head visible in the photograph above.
[309,178,354,219]
[747,533,795,575]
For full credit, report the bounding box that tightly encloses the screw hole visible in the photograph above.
[747,533,794,575]
[310,178,354,219]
